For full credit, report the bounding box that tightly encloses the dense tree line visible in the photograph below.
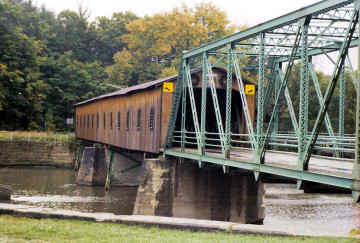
[0,0,235,131]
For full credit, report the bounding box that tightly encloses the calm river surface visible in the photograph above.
[0,166,359,236]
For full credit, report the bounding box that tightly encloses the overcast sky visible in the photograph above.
[34,0,318,26]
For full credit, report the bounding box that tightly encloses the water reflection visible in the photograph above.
[0,167,137,215]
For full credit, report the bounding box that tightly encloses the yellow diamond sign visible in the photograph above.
[245,84,255,95]
[163,82,174,93]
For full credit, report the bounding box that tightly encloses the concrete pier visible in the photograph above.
[133,158,265,224]
[76,147,107,186]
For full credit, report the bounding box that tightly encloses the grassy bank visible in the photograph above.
[0,131,75,146]
[0,215,357,243]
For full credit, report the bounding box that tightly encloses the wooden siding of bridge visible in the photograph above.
[75,68,256,154]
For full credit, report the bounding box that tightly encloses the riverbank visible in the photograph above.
[0,204,358,242]
[0,131,75,168]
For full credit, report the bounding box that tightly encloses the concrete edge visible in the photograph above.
[0,203,348,238]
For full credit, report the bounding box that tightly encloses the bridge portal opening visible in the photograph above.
[173,88,249,149]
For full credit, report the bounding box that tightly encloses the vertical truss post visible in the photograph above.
[338,66,345,157]
[258,22,305,162]
[185,61,202,154]
[225,44,233,159]
[256,33,266,162]
[200,53,208,156]
[354,0,360,203]
[302,9,358,172]
[298,17,311,171]
[164,59,184,149]
[181,61,187,152]
[273,63,281,138]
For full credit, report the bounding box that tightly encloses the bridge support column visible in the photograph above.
[134,158,264,224]
[76,146,107,186]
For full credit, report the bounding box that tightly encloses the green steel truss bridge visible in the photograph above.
[164,0,360,201]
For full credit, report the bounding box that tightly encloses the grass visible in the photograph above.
[0,215,358,243]
[0,131,75,146]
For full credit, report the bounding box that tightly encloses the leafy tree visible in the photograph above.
[107,3,236,86]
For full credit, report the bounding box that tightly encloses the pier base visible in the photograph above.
[76,146,107,186]
[134,158,264,224]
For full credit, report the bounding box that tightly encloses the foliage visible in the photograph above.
[0,215,357,243]
[0,0,239,131]
[107,3,236,86]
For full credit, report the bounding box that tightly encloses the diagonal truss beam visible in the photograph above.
[205,57,226,154]
[256,22,304,162]
[301,8,359,170]
[184,62,202,153]
[232,52,257,150]
[309,64,336,137]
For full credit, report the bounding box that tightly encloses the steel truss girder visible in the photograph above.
[257,22,304,162]
[301,8,359,170]
[183,0,354,59]
[164,150,354,190]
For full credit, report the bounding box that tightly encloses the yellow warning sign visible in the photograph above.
[163,82,174,93]
[245,84,255,95]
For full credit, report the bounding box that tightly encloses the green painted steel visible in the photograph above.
[298,17,311,171]
[232,53,257,150]
[162,0,360,200]
[278,69,299,134]
[183,0,353,58]
[225,45,233,158]
[181,62,187,152]
[164,59,184,149]
[256,33,266,163]
[309,64,336,137]
[302,8,358,170]
[184,62,202,153]
[339,66,346,157]
[205,57,226,154]
[164,149,354,190]
[200,53,208,156]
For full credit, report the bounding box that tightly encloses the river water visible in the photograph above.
[0,167,359,236]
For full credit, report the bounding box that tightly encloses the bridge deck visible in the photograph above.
[166,148,353,185]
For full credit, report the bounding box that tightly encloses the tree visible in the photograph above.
[107,3,237,86]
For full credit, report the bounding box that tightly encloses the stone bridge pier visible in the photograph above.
[134,158,264,224]
[76,145,264,224]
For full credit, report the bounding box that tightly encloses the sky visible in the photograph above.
[34,0,319,27]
